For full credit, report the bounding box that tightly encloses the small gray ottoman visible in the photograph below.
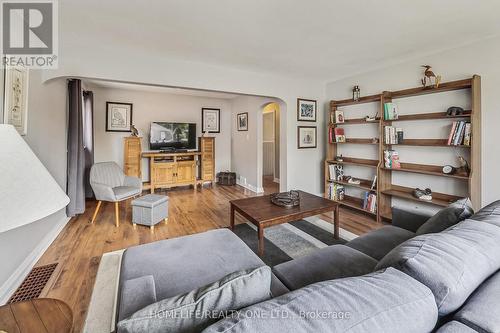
[131,194,169,230]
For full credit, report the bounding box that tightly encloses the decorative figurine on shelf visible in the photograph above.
[352,85,360,101]
[421,65,442,88]
[130,124,139,137]
[335,154,343,162]
[457,155,470,175]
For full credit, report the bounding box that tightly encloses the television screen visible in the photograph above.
[150,122,196,150]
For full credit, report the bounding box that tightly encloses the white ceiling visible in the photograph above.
[61,0,500,81]
[85,79,240,99]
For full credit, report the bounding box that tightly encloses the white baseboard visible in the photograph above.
[236,180,264,194]
[0,215,71,304]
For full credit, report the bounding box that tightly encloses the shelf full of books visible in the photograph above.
[327,162,378,215]
[326,75,481,223]
[447,121,471,146]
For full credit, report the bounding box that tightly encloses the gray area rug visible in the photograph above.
[233,219,347,266]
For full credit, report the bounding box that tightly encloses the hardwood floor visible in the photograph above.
[35,184,384,332]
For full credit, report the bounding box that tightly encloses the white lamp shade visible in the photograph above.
[0,125,70,232]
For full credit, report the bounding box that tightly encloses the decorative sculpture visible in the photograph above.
[130,124,139,137]
[421,65,441,88]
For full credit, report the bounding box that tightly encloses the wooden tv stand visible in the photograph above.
[142,151,202,193]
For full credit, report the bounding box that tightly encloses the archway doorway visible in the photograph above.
[262,102,280,193]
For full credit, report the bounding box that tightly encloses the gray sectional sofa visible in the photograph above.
[116,200,500,332]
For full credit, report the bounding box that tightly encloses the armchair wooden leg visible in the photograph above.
[90,201,102,224]
[115,202,120,227]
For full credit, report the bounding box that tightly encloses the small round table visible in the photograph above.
[0,298,73,333]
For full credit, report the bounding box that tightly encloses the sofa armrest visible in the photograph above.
[124,176,143,192]
[91,182,116,202]
[391,208,433,233]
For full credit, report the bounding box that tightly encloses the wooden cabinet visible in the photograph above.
[124,137,142,178]
[176,161,196,184]
[152,161,176,187]
[199,137,215,185]
[144,152,202,193]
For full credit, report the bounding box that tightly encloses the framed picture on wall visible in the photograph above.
[106,102,133,132]
[297,126,317,149]
[202,108,220,133]
[237,112,248,131]
[3,65,29,135]
[297,98,317,122]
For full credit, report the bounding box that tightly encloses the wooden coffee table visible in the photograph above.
[0,298,73,333]
[230,190,339,256]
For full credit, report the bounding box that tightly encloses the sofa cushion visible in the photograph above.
[119,229,288,307]
[376,220,500,316]
[437,321,478,333]
[273,245,377,290]
[449,198,474,220]
[203,268,438,333]
[454,269,500,333]
[470,200,500,228]
[119,275,157,322]
[346,225,415,260]
[117,266,272,333]
[416,206,464,235]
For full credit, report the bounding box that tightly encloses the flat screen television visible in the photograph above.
[149,122,197,150]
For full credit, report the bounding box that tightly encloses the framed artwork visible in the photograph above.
[201,108,220,133]
[237,112,248,131]
[106,102,133,132]
[3,66,29,135]
[297,98,317,122]
[297,126,317,149]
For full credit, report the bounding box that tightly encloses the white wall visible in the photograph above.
[0,71,68,302]
[90,86,233,179]
[44,42,326,195]
[326,36,500,209]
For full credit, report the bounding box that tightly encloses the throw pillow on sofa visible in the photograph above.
[203,268,438,333]
[117,266,272,333]
[416,198,474,235]
[376,220,500,316]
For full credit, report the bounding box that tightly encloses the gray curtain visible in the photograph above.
[66,79,85,216]
[83,91,94,198]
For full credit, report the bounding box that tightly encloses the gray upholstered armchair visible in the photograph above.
[89,162,142,227]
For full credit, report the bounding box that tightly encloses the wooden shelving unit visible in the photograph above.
[331,138,379,145]
[325,76,481,224]
[333,195,377,216]
[326,157,378,168]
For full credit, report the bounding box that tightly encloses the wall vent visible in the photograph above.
[8,263,58,303]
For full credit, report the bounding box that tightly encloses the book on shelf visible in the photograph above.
[370,175,377,190]
[383,102,399,120]
[447,121,470,146]
[384,126,404,144]
[328,164,344,181]
[334,128,346,142]
[362,192,377,213]
[335,110,345,123]
[463,123,471,146]
[384,150,401,169]
[328,183,345,201]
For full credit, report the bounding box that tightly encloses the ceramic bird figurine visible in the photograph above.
[131,125,139,137]
[421,65,441,88]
